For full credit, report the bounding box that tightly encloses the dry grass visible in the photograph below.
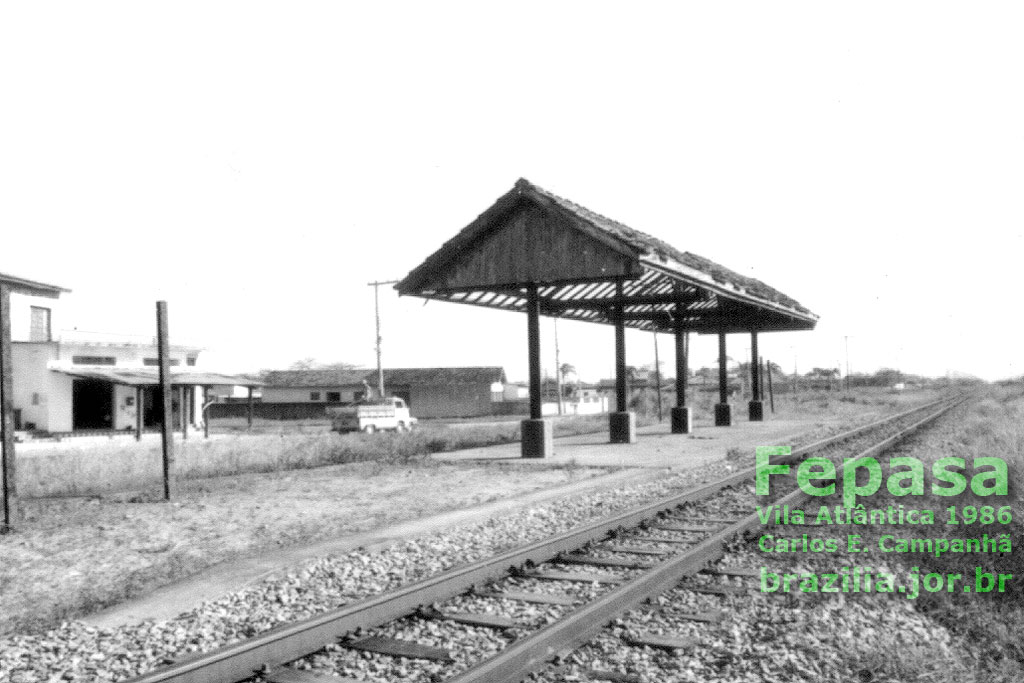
[2,459,610,635]
[772,385,1024,679]
[16,414,622,499]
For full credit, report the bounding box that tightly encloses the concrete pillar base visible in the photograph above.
[714,403,732,427]
[609,411,637,444]
[521,418,553,458]
[670,406,692,434]
[748,400,764,422]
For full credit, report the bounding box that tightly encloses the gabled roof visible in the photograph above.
[382,367,506,386]
[261,368,371,388]
[396,179,817,334]
[0,271,69,299]
[521,182,809,314]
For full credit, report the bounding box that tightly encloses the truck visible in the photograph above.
[328,397,417,434]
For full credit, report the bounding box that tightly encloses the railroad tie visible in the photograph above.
[344,635,453,662]
[663,608,725,623]
[622,632,700,651]
[629,535,694,545]
[266,669,362,683]
[556,552,655,569]
[601,544,672,555]
[473,588,577,605]
[651,522,723,533]
[418,605,516,629]
[702,566,761,578]
[528,569,624,584]
[689,583,748,596]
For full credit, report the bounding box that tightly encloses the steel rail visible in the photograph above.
[123,395,961,683]
[448,396,966,683]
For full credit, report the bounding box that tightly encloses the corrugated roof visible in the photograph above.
[382,367,506,386]
[52,368,263,387]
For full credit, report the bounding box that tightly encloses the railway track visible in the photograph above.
[125,395,965,683]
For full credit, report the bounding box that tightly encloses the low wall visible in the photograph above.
[208,402,335,421]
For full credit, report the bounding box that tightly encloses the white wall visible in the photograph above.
[53,342,198,368]
[48,372,74,433]
[8,292,61,342]
[11,343,57,430]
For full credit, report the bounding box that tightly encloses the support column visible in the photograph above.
[180,386,188,440]
[202,386,210,439]
[1,285,17,532]
[246,387,254,430]
[610,280,636,443]
[715,330,732,426]
[135,386,143,441]
[748,331,764,421]
[521,284,552,457]
[671,302,691,434]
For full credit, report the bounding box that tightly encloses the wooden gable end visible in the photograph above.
[423,199,639,291]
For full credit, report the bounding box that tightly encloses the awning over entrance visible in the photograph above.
[52,368,263,387]
[397,179,817,334]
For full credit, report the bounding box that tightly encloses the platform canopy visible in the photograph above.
[396,179,817,334]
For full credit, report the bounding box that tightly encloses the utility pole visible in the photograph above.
[844,335,852,391]
[368,279,399,399]
[653,332,663,421]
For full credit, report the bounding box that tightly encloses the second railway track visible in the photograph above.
[126,395,966,683]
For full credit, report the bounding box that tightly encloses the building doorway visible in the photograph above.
[141,386,182,428]
[72,379,114,430]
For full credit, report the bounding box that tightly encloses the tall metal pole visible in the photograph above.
[553,319,563,415]
[1,285,17,532]
[156,301,174,501]
[368,280,400,399]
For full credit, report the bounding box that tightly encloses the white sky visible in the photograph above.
[2,2,1021,382]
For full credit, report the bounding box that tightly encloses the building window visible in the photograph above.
[30,307,51,342]
[186,356,197,366]
[143,358,181,366]
[72,356,116,365]
[310,391,321,401]
[326,391,341,402]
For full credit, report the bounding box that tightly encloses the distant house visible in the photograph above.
[259,366,507,419]
[260,368,371,405]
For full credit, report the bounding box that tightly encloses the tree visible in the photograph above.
[559,363,577,398]
[287,359,359,371]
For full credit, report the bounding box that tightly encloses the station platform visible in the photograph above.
[433,415,835,469]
